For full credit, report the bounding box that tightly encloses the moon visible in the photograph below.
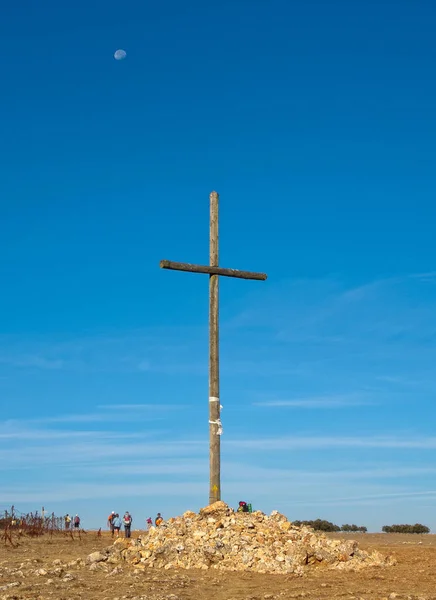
[114,49,127,61]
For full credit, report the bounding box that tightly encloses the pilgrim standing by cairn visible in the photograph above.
[123,511,132,538]
[112,513,121,537]
[107,511,116,537]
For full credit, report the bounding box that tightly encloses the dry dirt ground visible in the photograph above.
[1,531,435,600]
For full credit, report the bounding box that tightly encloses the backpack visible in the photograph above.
[74,516,80,525]
[238,501,249,513]
[124,514,132,525]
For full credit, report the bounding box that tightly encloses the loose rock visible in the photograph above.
[87,551,108,564]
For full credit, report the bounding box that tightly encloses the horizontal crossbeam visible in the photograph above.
[160,260,267,281]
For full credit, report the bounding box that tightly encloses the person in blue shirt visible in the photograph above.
[112,514,121,537]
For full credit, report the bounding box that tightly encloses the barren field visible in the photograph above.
[1,531,435,600]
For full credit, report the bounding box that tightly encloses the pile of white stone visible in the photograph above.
[92,501,395,575]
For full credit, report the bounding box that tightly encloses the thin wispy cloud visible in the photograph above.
[88,461,436,482]
[3,413,164,425]
[0,355,64,370]
[138,360,151,371]
[0,429,142,441]
[409,271,436,282]
[99,404,190,411]
[0,481,207,503]
[0,439,206,469]
[0,329,205,376]
[93,458,209,477]
[226,436,436,451]
[297,490,436,507]
[375,375,432,388]
[253,394,370,408]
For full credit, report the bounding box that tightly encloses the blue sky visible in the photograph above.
[1,0,435,531]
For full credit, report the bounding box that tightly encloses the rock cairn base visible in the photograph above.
[90,501,395,575]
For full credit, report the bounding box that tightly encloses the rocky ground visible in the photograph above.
[1,506,436,600]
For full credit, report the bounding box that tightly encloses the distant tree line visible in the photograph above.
[293,519,367,533]
[293,519,430,534]
[382,524,430,534]
[293,519,340,532]
[340,524,368,533]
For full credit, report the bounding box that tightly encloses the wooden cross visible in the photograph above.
[160,191,267,504]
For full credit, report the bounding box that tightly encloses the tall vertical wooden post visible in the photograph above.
[209,191,220,503]
[160,191,267,504]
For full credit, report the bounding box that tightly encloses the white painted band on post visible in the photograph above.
[209,418,223,435]
[209,396,220,402]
